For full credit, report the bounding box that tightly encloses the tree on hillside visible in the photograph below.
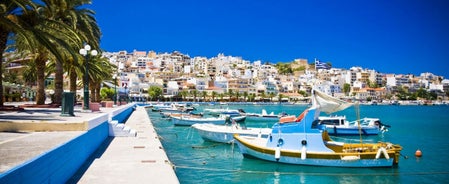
[275,63,293,75]
[343,83,351,95]
[148,86,162,101]
[367,80,379,88]
[298,90,308,97]
[179,90,188,101]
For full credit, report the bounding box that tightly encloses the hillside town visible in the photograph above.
[100,50,449,104]
[3,50,449,105]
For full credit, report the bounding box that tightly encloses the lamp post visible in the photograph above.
[79,44,98,111]
[113,74,117,106]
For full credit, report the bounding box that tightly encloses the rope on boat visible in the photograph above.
[172,165,449,176]
[186,127,194,140]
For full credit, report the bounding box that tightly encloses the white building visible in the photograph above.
[166,81,179,96]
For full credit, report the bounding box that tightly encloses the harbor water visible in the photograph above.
[146,104,449,184]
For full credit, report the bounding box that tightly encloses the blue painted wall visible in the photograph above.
[113,104,136,123]
[0,105,135,183]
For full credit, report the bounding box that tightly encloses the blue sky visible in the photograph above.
[90,0,449,78]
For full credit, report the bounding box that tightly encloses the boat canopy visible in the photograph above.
[313,89,353,114]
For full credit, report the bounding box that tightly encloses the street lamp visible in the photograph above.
[113,74,117,106]
[79,44,98,111]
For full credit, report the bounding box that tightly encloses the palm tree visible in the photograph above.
[40,0,100,104]
[278,93,284,103]
[259,91,266,101]
[88,56,114,102]
[19,15,81,104]
[22,59,37,89]
[211,91,217,102]
[235,92,241,102]
[9,1,85,105]
[248,93,255,102]
[243,91,248,102]
[228,89,234,102]
[269,92,275,102]
[191,90,198,102]
[0,0,36,106]
[201,91,207,102]
[218,93,224,102]
[179,90,188,101]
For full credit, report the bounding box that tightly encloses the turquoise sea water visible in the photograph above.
[146,104,449,184]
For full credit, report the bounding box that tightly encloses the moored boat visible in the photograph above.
[160,111,203,119]
[157,103,196,113]
[314,116,390,135]
[192,123,271,143]
[233,89,403,167]
[230,115,246,123]
[242,109,288,122]
[204,108,240,116]
[171,115,227,126]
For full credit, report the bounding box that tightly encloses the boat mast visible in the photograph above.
[355,101,364,147]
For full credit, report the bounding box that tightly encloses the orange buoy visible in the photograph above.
[415,149,422,157]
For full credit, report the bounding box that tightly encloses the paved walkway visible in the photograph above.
[75,106,179,184]
[0,104,109,173]
[0,103,179,183]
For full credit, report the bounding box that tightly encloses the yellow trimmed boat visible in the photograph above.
[233,89,403,167]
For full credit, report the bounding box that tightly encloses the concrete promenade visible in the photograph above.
[0,102,179,183]
[75,106,179,183]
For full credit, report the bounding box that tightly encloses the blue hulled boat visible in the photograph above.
[233,89,402,167]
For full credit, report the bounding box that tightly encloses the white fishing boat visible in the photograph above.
[233,89,403,167]
[171,115,227,126]
[192,123,271,143]
[314,116,390,135]
[204,108,240,116]
[160,111,203,119]
[159,103,195,113]
[230,115,246,123]
[242,109,288,122]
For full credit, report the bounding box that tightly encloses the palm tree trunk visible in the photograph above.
[35,52,48,105]
[68,68,78,105]
[53,60,63,105]
[69,68,77,92]
[88,82,93,102]
[95,82,101,102]
[0,29,8,107]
